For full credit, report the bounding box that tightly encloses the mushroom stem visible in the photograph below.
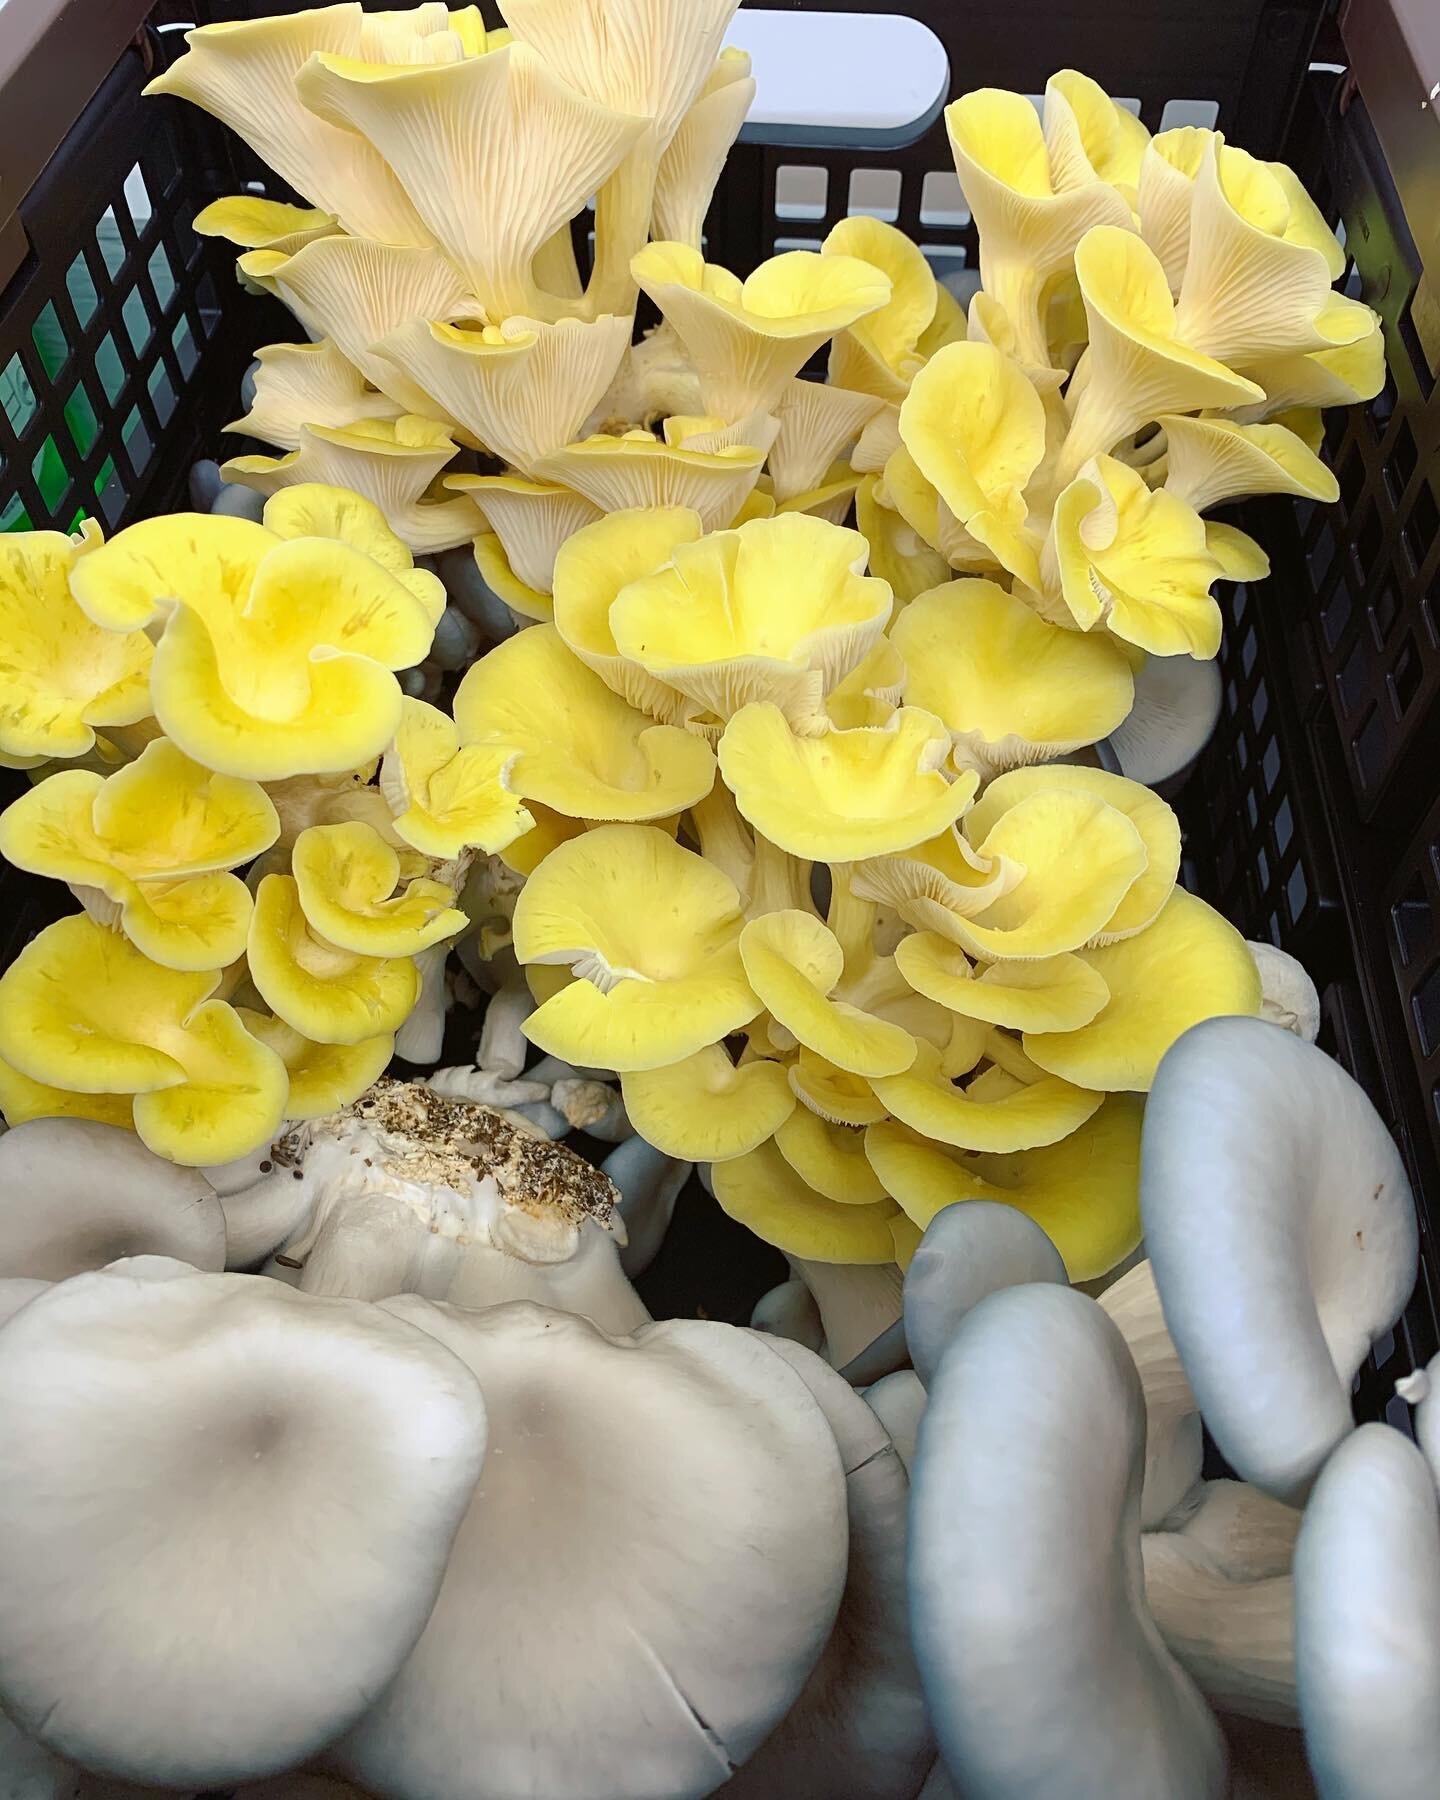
[394,945,450,1065]
[790,1257,904,1370]
[604,1136,692,1278]
[478,980,535,1077]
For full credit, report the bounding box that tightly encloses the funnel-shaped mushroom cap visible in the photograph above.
[453,625,716,820]
[1059,227,1263,483]
[856,473,950,605]
[0,1261,487,1788]
[1159,414,1339,513]
[72,511,437,780]
[632,242,892,419]
[1238,329,1386,417]
[851,827,1020,945]
[943,88,1134,364]
[0,739,279,971]
[512,824,758,1071]
[1173,140,1375,369]
[911,1283,1227,1798]
[652,47,756,248]
[714,1139,901,1264]
[536,431,767,531]
[719,704,978,861]
[897,343,1047,588]
[790,1048,888,1127]
[1142,1017,1417,1503]
[620,1044,794,1161]
[380,697,533,860]
[0,915,288,1166]
[1043,69,1150,194]
[895,936,1110,1034]
[903,1200,1066,1387]
[144,9,434,245]
[296,44,647,319]
[0,531,152,764]
[871,1039,1101,1153]
[550,505,701,717]
[242,236,479,416]
[720,1338,934,1800]
[1023,887,1260,1091]
[609,513,891,729]
[248,873,421,1047]
[222,418,480,555]
[891,578,1134,771]
[769,378,884,503]
[227,338,403,452]
[0,1119,225,1281]
[374,314,633,475]
[1294,1423,1440,1800]
[292,821,465,957]
[448,475,602,602]
[334,1299,848,1800]
[865,1092,1143,1282]
[1045,452,1228,658]
[823,216,937,402]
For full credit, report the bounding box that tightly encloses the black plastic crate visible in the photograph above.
[4,0,1439,1405]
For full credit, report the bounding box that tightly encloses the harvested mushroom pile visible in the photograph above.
[0,0,1414,1794]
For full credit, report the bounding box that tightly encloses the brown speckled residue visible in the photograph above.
[276,1078,619,1229]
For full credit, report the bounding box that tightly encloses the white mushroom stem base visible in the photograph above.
[259,1081,648,1336]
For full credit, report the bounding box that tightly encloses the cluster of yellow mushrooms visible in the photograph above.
[0,0,1381,1297]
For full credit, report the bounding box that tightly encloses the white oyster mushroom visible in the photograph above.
[603,1134,692,1279]
[1099,1260,1204,1529]
[240,1080,648,1334]
[722,1339,934,1800]
[394,942,450,1064]
[751,1278,826,1355]
[204,1143,316,1268]
[1142,1016,1416,1504]
[330,1299,850,1800]
[1294,1422,1440,1800]
[1247,941,1321,1042]
[1110,652,1221,790]
[0,1259,486,1790]
[791,1257,905,1370]
[0,1277,48,1328]
[0,1120,225,1281]
[1142,1479,1301,1725]
[863,1369,927,1476]
[905,1200,1067,1388]
[910,1283,1227,1799]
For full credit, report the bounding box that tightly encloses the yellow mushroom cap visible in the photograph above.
[534,432,767,534]
[864,1090,1145,1281]
[895,935,1111,1033]
[620,1046,795,1162]
[632,241,893,419]
[236,1008,393,1121]
[1023,885,1262,1092]
[247,873,422,1046]
[512,824,760,1072]
[0,914,287,1164]
[550,507,702,719]
[869,1038,1101,1153]
[380,697,532,861]
[898,341,1047,588]
[788,1048,888,1127]
[0,532,152,763]
[823,215,937,394]
[713,1138,899,1263]
[454,625,717,822]
[739,910,917,1079]
[774,1106,888,1204]
[1046,453,1227,660]
[719,703,978,861]
[608,512,892,728]
[0,1056,135,1132]
[73,513,437,779]
[850,826,1020,942]
[0,739,279,971]
[966,764,1181,944]
[471,530,555,623]
[942,789,1148,962]
[1158,413,1339,513]
[261,484,447,625]
[891,578,1134,771]
[192,195,338,252]
[292,821,467,957]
